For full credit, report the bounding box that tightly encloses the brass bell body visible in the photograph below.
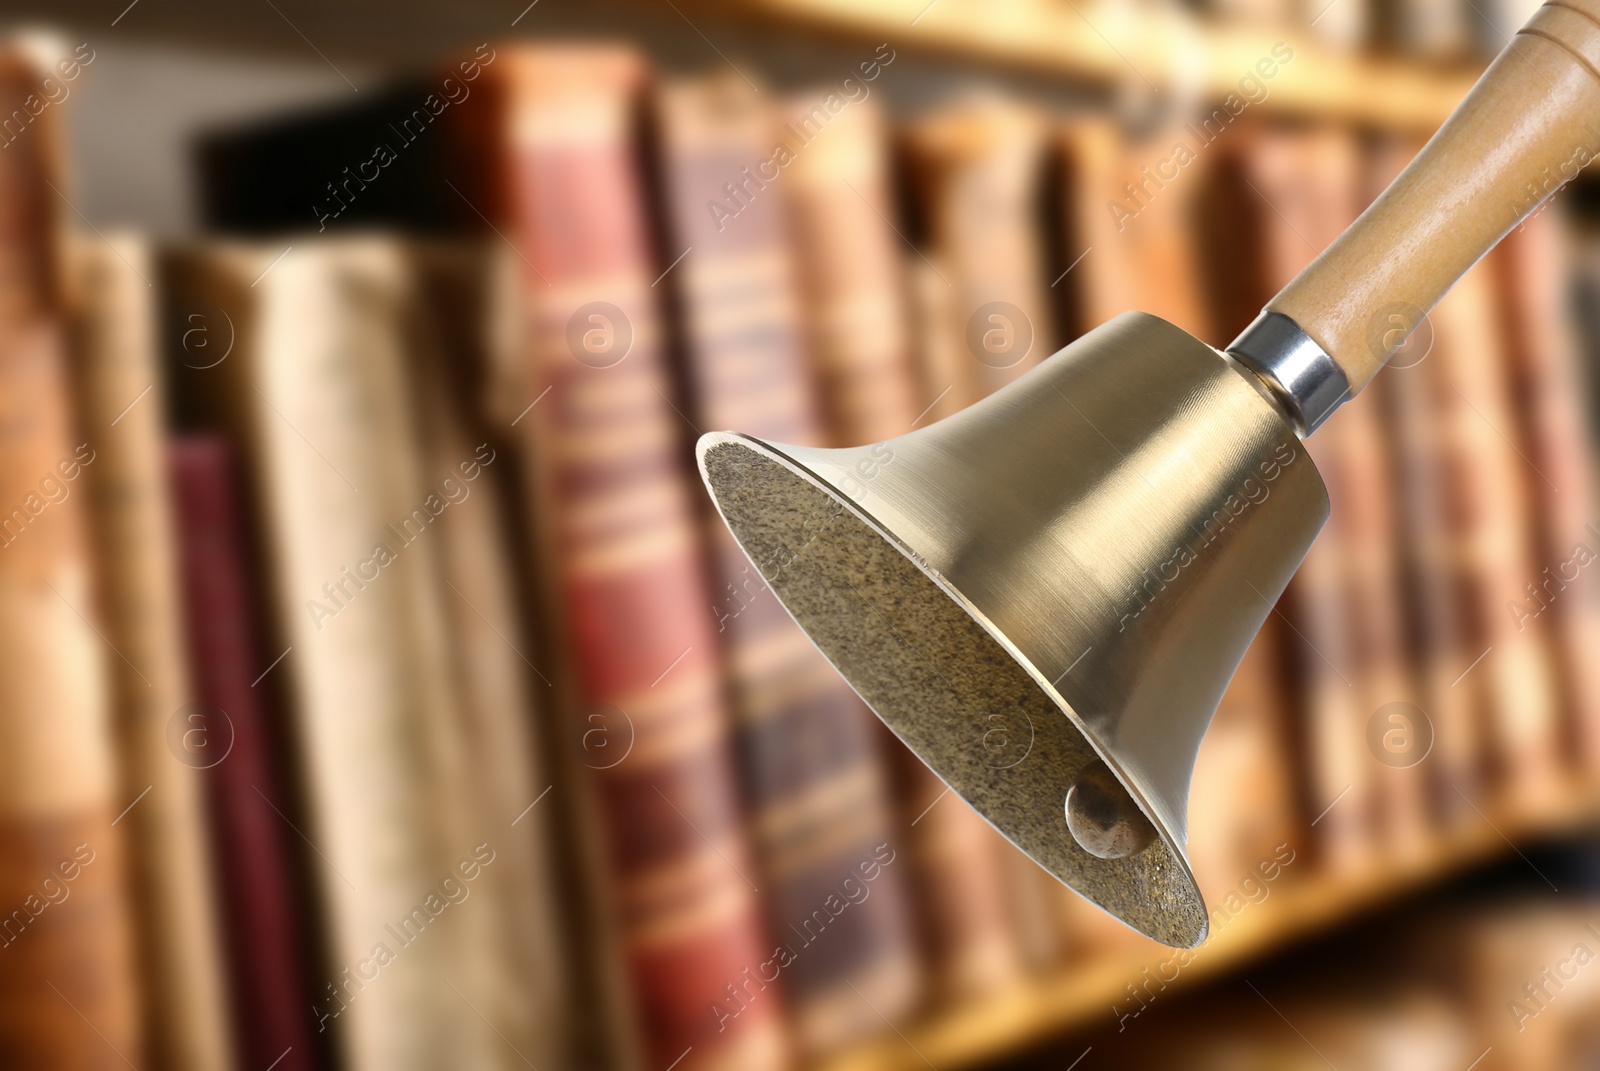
[698,312,1328,946]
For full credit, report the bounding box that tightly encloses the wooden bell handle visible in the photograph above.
[1266,0,1600,396]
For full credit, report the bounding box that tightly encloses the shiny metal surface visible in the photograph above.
[1227,309,1352,435]
[697,311,1328,947]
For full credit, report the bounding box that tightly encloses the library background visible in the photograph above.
[1,0,1598,1068]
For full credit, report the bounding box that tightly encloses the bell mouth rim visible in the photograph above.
[697,428,1209,948]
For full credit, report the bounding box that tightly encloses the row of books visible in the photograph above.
[1191,0,1540,58]
[899,0,1543,61]
[5,30,1600,1071]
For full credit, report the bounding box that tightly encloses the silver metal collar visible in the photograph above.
[1225,311,1350,436]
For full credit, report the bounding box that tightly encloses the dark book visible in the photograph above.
[654,72,920,1055]
[167,436,322,1071]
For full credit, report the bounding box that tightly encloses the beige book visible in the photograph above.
[405,242,571,1071]
[784,97,924,447]
[901,96,1055,406]
[1061,115,1217,342]
[66,234,236,1071]
[905,255,969,428]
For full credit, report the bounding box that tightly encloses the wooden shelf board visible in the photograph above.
[727,0,1481,131]
[816,788,1600,1071]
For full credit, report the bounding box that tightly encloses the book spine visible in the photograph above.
[0,48,141,1068]
[167,437,322,1071]
[68,233,238,1071]
[1059,117,1217,342]
[783,98,922,448]
[1186,620,1298,893]
[1287,429,1373,870]
[788,94,1046,989]
[1487,213,1600,777]
[1358,139,1481,827]
[489,48,791,1071]
[1428,264,1564,816]
[1336,377,1435,855]
[901,101,1055,408]
[657,76,921,1055]
[404,244,573,1071]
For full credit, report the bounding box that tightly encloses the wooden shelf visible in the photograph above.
[727,0,1482,131]
[817,788,1600,1071]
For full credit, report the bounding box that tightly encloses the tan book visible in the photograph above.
[1488,212,1600,780]
[901,96,1055,407]
[66,232,237,1071]
[784,97,924,448]
[1060,115,1218,342]
[405,242,573,1071]
[1384,0,1472,60]
[0,44,142,1067]
[165,239,502,1071]
[904,255,968,428]
[1337,371,1434,857]
[1426,256,1564,817]
[1185,621,1298,896]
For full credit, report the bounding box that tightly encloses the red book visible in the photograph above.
[167,436,321,1071]
[463,47,792,1071]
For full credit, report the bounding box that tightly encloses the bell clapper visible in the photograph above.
[1065,759,1157,860]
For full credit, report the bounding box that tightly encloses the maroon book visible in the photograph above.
[459,47,793,1071]
[167,436,320,1071]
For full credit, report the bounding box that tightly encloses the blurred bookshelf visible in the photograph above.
[725,0,1482,128]
[4,1,1600,1070]
[822,786,1600,1071]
